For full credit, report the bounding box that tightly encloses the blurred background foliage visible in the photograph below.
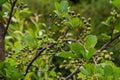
[23,0,112,25]
[23,0,113,40]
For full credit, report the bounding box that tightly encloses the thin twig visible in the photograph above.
[64,33,120,79]
[4,0,18,36]
[95,32,120,55]
[64,66,80,80]
[24,43,54,76]
[93,57,97,64]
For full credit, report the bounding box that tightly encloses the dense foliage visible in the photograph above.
[0,0,120,80]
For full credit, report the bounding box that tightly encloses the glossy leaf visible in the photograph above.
[70,17,80,27]
[50,69,56,77]
[55,2,62,13]
[5,57,17,66]
[57,51,77,58]
[102,16,112,26]
[112,0,120,9]
[80,66,90,76]
[115,19,120,31]
[104,65,113,77]
[113,67,120,80]
[60,1,68,12]
[14,42,23,53]
[84,64,95,75]
[24,72,34,80]
[70,43,86,58]
[95,64,104,77]
[85,35,97,49]
[86,48,96,60]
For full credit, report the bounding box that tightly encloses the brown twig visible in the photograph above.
[4,0,18,36]
[95,32,120,55]
[64,33,120,79]
[64,66,80,80]
[24,43,54,76]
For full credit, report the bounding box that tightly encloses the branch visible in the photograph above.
[95,32,120,55]
[64,66,80,80]
[4,0,18,36]
[24,43,54,76]
[64,33,120,80]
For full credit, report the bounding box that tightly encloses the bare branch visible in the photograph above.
[64,66,80,80]
[95,32,120,55]
[4,0,18,36]
[24,43,54,76]
[64,33,120,80]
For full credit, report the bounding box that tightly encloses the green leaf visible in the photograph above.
[95,64,104,77]
[54,10,59,16]
[84,64,95,75]
[85,35,97,49]
[14,42,23,53]
[80,66,90,76]
[5,57,17,66]
[50,69,56,77]
[60,1,68,12]
[112,0,120,9]
[104,65,113,77]
[70,43,86,58]
[86,48,96,60]
[23,34,36,48]
[15,45,23,53]
[102,16,112,26]
[70,17,80,27]
[113,67,120,80]
[115,19,120,31]
[24,72,34,80]
[57,51,77,58]
[55,2,62,13]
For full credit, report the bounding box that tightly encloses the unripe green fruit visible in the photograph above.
[56,76,60,79]
[49,14,52,17]
[59,65,63,68]
[73,15,77,17]
[71,11,75,15]
[77,13,81,17]
[81,17,85,21]
[88,17,91,22]
[117,14,120,18]
[86,23,91,27]
[70,60,75,64]
[108,56,112,60]
[55,22,58,25]
[110,52,113,55]
[83,20,87,24]
[57,23,60,26]
[102,50,108,53]
[63,60,67,63]
[97,57,102,61]
[57,72,62,75]
[68,57,72,59]
[75,60,78,63]
[77,63,82,66]
[104,54,110,59]
[86,31,90,34]
[65,66,69,69]
[101,53,104,56]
